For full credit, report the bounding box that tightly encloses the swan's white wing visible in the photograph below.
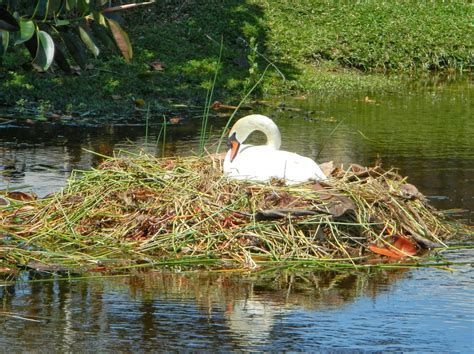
[223,145,326,184]
[276,151,326,183]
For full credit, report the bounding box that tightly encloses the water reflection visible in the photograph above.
[0,268,409,351]
[1,250,472,352]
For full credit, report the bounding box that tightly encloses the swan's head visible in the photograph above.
[227,114,282,162]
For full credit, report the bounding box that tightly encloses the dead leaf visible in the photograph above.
[368,245,402,258]
[13,205,36,215]
[348,163,367,173]
[210,101,238,110]
[255,208,324,221]
[148,59,165,71]
[319,161,334,177]
[399,183,424,200]
[168,116,184,125]
[86,266,107,273]
[26,261,70,272]
[369,235,417,259]
[363,96,376,103]
[134,98,145,107]
[310,183,332,200]
[0,267,18,274]
[321,196,357,218]
[6,191,37,201]
[0,196,10,206]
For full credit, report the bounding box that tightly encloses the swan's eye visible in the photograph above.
[227,132,237,149]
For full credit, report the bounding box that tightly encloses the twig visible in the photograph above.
[102,1,155,14]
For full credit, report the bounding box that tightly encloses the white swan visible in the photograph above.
[223,114,326,185]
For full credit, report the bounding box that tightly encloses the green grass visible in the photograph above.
[260,0,473,72]
[0,0,471,122]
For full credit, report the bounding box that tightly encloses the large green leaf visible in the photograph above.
[0,30,9,57]
[66,0,77,11]
[53,41,71,73]
[90,21,116,53]
[48,0,63,17]
[54,19,71,27]
[78,24,99,57]
[24,32,39,59]
[0,7,19,31]
[32,30,55,71]
[106,18,132,61]
[61,31,87,69]
[91,10,107,26]
[95,0,109,6]
[15,19,35,45]
[77,0,90,14]
[34,0,49,18]
[104,12,125,26]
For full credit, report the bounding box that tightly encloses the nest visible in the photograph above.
[0,153,468,272]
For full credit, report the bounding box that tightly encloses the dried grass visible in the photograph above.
[0,152,467,272]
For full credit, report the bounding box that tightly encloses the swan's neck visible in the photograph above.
[233,114,282,150]
[264,126,281,150]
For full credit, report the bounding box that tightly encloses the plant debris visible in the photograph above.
[0,152,469,272]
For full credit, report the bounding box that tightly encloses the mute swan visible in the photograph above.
[223,114,326,184]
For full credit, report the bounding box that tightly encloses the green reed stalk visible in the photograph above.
[199,36,223,155]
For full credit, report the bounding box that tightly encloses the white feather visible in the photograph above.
[223,115,326,185]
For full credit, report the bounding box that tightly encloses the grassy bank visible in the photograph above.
[0,0,471,123]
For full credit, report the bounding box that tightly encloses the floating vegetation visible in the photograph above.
[0,152,470,273]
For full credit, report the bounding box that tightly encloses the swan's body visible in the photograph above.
[223,114,326,185]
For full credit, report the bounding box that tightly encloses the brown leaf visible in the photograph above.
[13,205,36,215]
[310,182,333,200]
[369,245,402,258]
[348,163,367,173]
[392,235,417,255]
[6,191,37,201]
[255,208,325,221]
[0,267,18,274]
[309,184,356,217]
[148,59,165,71]
[168,116,184,125]
[399,183,424,200]
[0,196,10,206]
[319,161,334,177]
[106,18,132,61]
[210,101,238,110]
[321,196,357,218]
[369,235,417,259]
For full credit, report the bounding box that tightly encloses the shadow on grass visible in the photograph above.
[0,0,300,123]
[127,0,299,104]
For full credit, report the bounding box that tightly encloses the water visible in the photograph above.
[1,79,473,351]
[1,251,473,352]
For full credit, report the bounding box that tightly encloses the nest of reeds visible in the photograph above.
[0,153,468,272]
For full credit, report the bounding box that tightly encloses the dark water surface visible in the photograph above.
[1,79,473,351]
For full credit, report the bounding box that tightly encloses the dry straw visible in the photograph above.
[0,152,469,272]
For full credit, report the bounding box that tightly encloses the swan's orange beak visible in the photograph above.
[228,133,240,163]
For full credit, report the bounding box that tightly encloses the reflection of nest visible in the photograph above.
[0,153,466,272]
[97,270,411,312]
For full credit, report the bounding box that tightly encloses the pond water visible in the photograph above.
[1,78,473,351]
